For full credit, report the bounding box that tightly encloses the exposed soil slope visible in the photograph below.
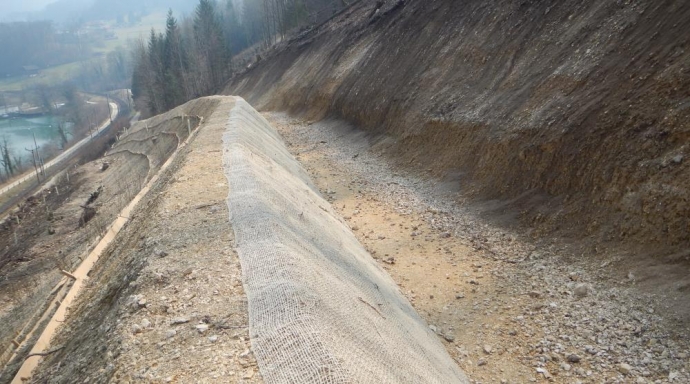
[0,100,203,383]
[29,96,262,384]
[224,0,690,259]
[268,111,690,384]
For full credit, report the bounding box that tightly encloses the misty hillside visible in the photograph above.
[5,0,197,24]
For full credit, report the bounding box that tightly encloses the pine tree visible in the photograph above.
[194,0,229,92]
[164,10,187,108]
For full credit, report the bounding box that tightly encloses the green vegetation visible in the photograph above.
[133,0,350,117]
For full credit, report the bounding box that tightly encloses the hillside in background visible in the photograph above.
[225,0,690,264]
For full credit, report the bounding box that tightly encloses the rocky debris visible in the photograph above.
[567,354,581,363]
[573,283,589,298]
[171,317,190,325]
[269,113,690,384]
[618,363,632,375]
[536,367,552,379]
[195,323,209,334]
[165,329,177,339]
[443,334,455,343]
[483,345,492,355]
[153,248,169,258]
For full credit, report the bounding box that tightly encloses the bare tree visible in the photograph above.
[0,136,15,178]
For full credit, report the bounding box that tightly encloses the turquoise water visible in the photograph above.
[0,115,73,160]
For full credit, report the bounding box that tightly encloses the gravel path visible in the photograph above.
[267,112,690,384]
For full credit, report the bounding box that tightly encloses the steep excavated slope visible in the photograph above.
[224,0,690,258]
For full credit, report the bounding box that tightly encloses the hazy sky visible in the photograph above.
[2,0,56,14]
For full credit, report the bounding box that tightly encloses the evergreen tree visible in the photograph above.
[194,0,229,91]
[164,10,187,108]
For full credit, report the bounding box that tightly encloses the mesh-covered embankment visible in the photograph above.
[222,98,468,383]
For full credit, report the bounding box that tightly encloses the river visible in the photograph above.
[0,115,72,161]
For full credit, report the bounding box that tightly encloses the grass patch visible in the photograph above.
[93,12,168,54]
[0,62,82,91]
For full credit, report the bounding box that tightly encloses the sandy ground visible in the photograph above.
[102,98,262,383]
[267,112,690,384]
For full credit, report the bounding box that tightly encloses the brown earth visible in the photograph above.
[0,99,206,383]
[223,0,690,270]
[268,111,690,383]
[6,96,262,384]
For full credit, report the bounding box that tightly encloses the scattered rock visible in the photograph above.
[140,318,151,328]
[477,359,487,366]
[429,324,438,333]
[154,248,169,258]
[483,344,493,354]
[383,257,395,265]
[573,284,589,298]
[536,367,552,379]
[443,334,455,343]
[171,317,190,325]
[440,232,451,238]
[165,329,177,339]
[618,363,632,375]
[195,324,209,334]
[567,354,581,363]
[208,335,218,343]
[131,324,143,334]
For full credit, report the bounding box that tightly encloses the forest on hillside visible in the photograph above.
[132,0,349,117]
[0,21,86,77]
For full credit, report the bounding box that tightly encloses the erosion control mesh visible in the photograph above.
[223,98,468,383]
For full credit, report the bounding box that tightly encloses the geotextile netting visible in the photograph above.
[222,98,468,384]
